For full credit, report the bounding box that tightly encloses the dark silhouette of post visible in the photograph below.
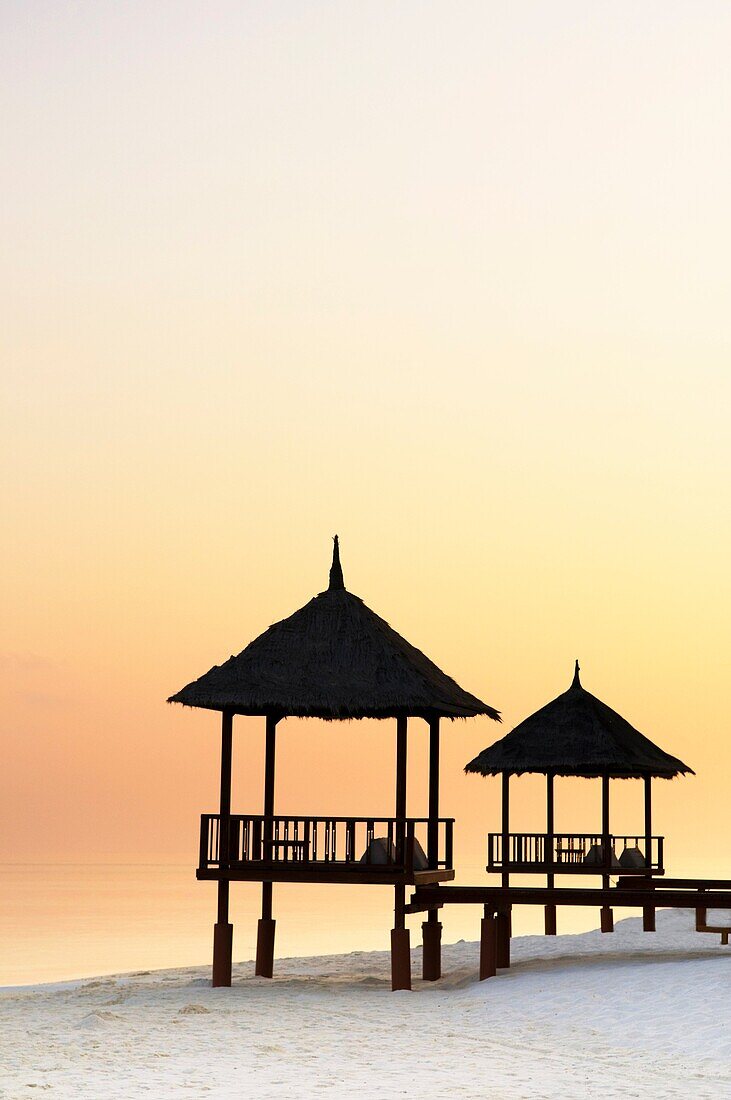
[643,776,655,931]
[496,907,511,967]
[422,715,442,980]
[600,775,613,932]
[545,773,557,935]
[212,711,233,986]
[479,906,497,979]
[255,714,278,977]
[501,773,512,941]
[501,773,510,890]
[427,716,440,869]
[391,716,411,990]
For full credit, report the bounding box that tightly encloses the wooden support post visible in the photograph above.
[391,884,411,990]
[479,907,497,980]
[643,776,655,932]
[601,774,613,933]
[395,715,407,864]
[391,719,411,990]
[422,909,442,981]
[501,773,510,890]
[545,772,556,935]
[255,908,276,978]
[427,715,440,869]
[496,908,511,968]
[263,714,277,822]
[255,714,278,978]
[212,711,233,987]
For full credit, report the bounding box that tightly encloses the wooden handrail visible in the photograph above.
[486,831,665,874]
[199,813,456,870]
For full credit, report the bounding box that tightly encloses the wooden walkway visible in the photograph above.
[406,878,731,979]
[406,881,731,914]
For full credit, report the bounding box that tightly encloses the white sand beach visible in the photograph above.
[1,909,730,1099]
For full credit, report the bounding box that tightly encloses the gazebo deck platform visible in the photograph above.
[198,866,454,885]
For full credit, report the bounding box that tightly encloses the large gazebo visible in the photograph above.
[465,661,693,936]
[169,536,499,990]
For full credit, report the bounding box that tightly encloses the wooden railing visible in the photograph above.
[487,832,664,874]
[200,814,454,873]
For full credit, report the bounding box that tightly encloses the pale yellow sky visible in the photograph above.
[2,2,730,873]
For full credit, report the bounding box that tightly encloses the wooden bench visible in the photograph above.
[262,839,307,861]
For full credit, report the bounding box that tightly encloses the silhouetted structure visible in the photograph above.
[408,668,731,981]
[465,661,693,938]
[169,536,499,989]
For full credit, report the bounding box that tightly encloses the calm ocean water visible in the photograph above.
[0,863,607,986]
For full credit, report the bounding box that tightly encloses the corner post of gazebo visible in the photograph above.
[255,712,279,978]
[600,774,614,933]
[479,904,497,980]
[501,772,510,889]
[544,772,557,935]
[643,775,655,932]
[496,771,511,965]
[422,714,442,981]
[212,709,234,987]
[391,714,411,991]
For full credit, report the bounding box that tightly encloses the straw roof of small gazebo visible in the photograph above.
[168,537,500,722]
[465,662,692,779]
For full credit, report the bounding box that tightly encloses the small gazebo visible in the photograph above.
[465,661,693,935]
[169,537,499,990]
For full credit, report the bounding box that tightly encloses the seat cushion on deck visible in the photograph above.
[583,843,622,869]
[411,838,428,871]
[359,837,397,865]
[618,846,646,869]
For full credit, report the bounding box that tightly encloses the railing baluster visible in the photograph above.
[445,819,453,870]
[406,820,415,874]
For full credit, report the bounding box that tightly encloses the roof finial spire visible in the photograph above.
[328,534,345,591]
[572,659,581,687]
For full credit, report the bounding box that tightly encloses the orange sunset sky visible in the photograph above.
[2,3,731,879]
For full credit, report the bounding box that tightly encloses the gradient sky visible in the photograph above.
[2,2,731,875]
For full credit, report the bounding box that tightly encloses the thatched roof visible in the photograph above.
[168,537,500,722]
[464,662,693,779]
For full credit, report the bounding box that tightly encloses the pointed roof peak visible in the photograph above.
[169,534,500,720]
[465,659,693,779]
[328,534,345,591]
